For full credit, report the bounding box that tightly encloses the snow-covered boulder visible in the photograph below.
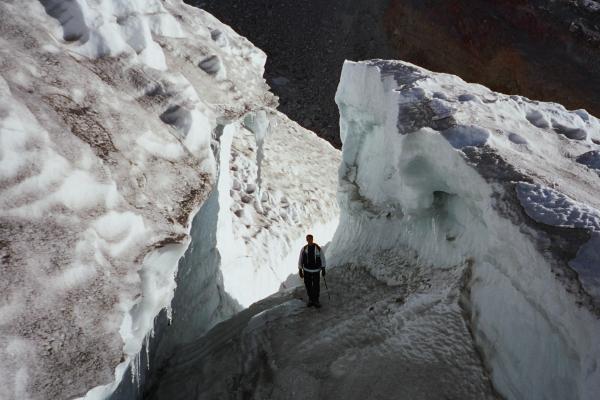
[0,1,339,399]
[331,60,600,400]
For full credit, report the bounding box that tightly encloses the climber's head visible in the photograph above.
[306,234,314,244]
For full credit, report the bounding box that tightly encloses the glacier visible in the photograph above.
[332,60,600,400]
[146,60,600,400]
[2,0,600,399]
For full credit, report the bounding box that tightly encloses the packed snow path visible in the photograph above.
[145,258,497,399]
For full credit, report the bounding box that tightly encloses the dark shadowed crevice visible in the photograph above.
[40,0,90,42]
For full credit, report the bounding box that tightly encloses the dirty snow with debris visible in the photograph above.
[0,1,339,399]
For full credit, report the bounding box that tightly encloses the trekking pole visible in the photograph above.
[323,275,331,301]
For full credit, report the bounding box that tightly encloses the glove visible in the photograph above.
[321,268,326,277]
[299,269,304,278]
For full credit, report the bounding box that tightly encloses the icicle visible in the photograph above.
[145,334,151,371]
[135,353,141,392]
[130,355,136,386]
[128,352,142,393]
[130,357,135,385]
[243,110,270,197]
[166,305,173,325]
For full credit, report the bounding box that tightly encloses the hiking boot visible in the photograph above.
[314,301,321,308]
[307,301,314,307]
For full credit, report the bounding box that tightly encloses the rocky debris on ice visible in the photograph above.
[200,0,600,151]
[198,0,395,147]
[0,1,340,399]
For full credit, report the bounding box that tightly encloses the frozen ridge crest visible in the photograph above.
[331,59,600,400]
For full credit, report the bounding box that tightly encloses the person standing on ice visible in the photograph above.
[298,234,326,308]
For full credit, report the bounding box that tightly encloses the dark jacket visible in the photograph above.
[298,243,326,272]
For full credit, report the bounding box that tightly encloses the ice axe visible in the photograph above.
[322,274,331,301]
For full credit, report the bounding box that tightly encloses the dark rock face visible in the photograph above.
[384,0,600,121]
[193,0,394,147]
[194,0,600,148]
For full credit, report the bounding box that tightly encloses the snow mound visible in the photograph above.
[0,1,339,399]
[330,60,600,400]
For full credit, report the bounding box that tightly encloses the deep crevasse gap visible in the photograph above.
[103,123,243,400]
[222,111,340,307]
[329,59,600,400]
[102,111,340,398]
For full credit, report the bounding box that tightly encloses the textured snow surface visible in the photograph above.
[0,1,339,399]
[329,60,600,400]
[147,262,497,400]
[516,182,600,231]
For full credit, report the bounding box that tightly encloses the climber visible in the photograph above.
[298,234,326,308]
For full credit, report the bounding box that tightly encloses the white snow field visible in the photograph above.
[147,60,600,400]
[0,1,339,399]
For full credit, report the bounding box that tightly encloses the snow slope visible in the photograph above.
[0,1,339,399]
[149,60,600,400]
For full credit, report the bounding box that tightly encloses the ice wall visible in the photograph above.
[331,60,600,400]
